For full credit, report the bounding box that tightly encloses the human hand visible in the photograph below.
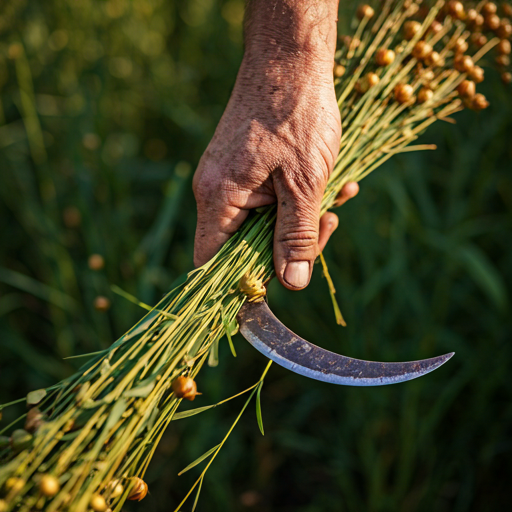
[193,0,359,290]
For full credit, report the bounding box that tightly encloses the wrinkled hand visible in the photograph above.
[193,53,358,289]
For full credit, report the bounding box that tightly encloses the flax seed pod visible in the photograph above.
[469,65,485,83]
[502,71,512,83]
[470,93,490,110]
[39,475,60,497]
[412,41,432,60]
[453,37,469,54]
[425,51,443,67]
[467,9,478,22]
[497,39,511,54]
[483,2,498,15]
[88,254,105,270]
[502,4,512,18]
[128,478,148,501]
[417,87,434,103]
[496,54,511,66]
[429,20,443,34]
[357,4,375,20]
[447,1,465,19]
[394,83,414,103]
[497,20,512,38]
[404,21,421,40]
[90,494,108,512]
[94,296,111,312]
[334,64,346,78]
[172,376,199,401]
[375,48,395,66]
[485,14,501,30]
[471,33,488,48]
[454,54,474,73]
[457,80,476,98]
[356,72,380,94]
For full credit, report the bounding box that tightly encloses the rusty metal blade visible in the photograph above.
[237,301,454,386]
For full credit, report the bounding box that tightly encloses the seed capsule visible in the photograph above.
[502,71,512,83]
[108,480,124,499]
[375,48,395,66]
[356,72,380,93]
[454,54,474,73]
[457,80,476,98]
[88,254,105,270]
[467,9,478,22]
[497,20,512,38]
[394,83,414,103]
[483,2,498,15]
[429,20,443,34]
[485,14,501,30]
[25,407,44,433]
[447,1,465,19]
[10,429,33,452]
[128,478,148,501]
[357,5,375,20]
[90,494,108,512]
[39,475,60,497]
[0,499,7,512]
[497,39,511,54]
[93,296,111,312]
[496,54,511,66]
[404,21,421,40]
[425,51,443,67]
[334,64,346,78]
[503,4,512,18]
[4,478,25,493]
[469,65,485,83]
[417,87,434,103]
[341,36,361,49]
[172,376,199,401]
[412,41,433,60]
[453,37,469,54]
[470,93,490,110]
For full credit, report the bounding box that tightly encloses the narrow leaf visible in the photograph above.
[191,476,203,512]
[223,317,237,357]
[178,444,221,476]
[319,252,347,326]
[172,405,216,420]
[208,337,219,367]
[256,382,264,436]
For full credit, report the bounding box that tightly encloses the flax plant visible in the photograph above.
[1,1,510,511]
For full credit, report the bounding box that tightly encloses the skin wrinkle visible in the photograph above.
[193,0,359,290]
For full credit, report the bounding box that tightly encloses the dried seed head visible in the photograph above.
[447,1,465,19]
[483,2,498,15]
[420,69,436,81]
[128,478,148,501]
[471,33,488,47]
[39,475,60,497]
[429,20,443,34]
[334,64,346,78]
[470,93,490,110]
[453,37,469,54]
[356,72,380,93]
[412,41,433,60]
[88,254,105,270]
[357,5,375,20]
[24,408,44,433]
[467,9,478,22]
[172,376,199,401]
[457,80,476,98]
[503,4,512,18]
[4,478,25,493]
[417,87,434,103]
[425,51,443,67]
[454,54,474,72]
[93,296,111,312]
[394,83,414,103]
[497,20,512,38]
[502,71,512,83]
[485,13,501,30]
[496,54,511,65]
[469,65,485,83]
[375,48,396,66]
[90,494,108,512]
[108,480,124,499]
[497,39,512,54]
[404,21,422,40]
[471,13,485,28]
[10,429,33,452]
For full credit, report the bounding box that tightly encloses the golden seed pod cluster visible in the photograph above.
[172,375,200,401]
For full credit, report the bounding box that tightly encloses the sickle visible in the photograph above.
[237,301,454,386]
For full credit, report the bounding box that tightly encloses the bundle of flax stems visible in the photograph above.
[1,1,510,511]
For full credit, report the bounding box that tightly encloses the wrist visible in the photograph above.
[244,0,339,73]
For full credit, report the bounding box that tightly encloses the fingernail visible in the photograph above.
[284,261,310,288]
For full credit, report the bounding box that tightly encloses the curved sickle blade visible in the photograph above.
[237,301,454,387]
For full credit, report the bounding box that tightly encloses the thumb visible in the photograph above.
[273,170,325,290]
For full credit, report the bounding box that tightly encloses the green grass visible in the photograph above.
[1,1,511,511]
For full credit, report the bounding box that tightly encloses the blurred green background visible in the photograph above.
[1,1,511,511]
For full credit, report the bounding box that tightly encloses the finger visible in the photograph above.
[273,170,326,291]
[318,212,339,252]
[194,204,249,267]
[334,181,359,207]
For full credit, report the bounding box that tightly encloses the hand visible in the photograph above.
[192,0,359,290]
